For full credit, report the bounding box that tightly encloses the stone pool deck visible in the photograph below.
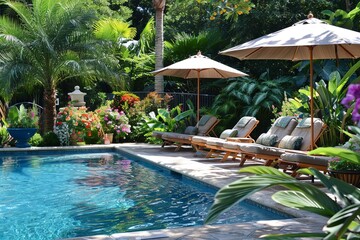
[1,143,328,239]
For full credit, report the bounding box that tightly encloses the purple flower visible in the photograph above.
[342,84,360,123]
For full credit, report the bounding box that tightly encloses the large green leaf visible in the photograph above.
[205,166,339,224]
[323,204,360,239]
[272,191,336,216]
[298,168,360,208]
[309,147,360,164]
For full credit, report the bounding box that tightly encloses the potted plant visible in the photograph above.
[96,106,131,143]
[327,154,360,187]
[4,103,39,148]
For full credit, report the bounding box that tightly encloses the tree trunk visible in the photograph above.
[153,0,165,93]
[345,0,351,12]
[42,86,57,134]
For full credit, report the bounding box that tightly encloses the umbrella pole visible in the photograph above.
[197,71,200,122]
[309,46,314,150]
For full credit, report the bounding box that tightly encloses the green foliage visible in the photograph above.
[142,104,195,143]
[323,2,360,31]
[205,0,255,22]
[0,0,120,132]
[29,133,43,147]
[6,104,39,128]
[0,125,11,147]
[205,166,360,239]
[288,61,360,146]
[40,131,60,146]
[93,19,136,42]
[212,73,294,137]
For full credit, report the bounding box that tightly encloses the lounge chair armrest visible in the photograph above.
[226,137,255,143]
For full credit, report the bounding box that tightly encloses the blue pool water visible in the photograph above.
[0,151,289,239]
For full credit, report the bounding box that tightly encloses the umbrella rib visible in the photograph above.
[184,69,193,79]
[244,47,263,59]
[338,44,356,58]
[212,69,227,78]
[292,46,300,61]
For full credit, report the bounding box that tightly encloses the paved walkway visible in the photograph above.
[0,143,328,239]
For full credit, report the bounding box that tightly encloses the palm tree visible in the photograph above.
[153,0,165,93]
[0,0,119,133]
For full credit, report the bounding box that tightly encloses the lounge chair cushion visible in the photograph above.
[220,129,238,139]
[297,118,312,128]
[290,118,325,151]
[280,153,332,166]
[196,115,218,135]
[162,132,193,141]
[278,135,303,150]
[152,130,165,139]
[184,126,198,135]
[267,117,298,143]
[237,116,253,127]
[255,133,278,146]
[274,116,294,128]
[240,144,286,157]
[198,115,212,126]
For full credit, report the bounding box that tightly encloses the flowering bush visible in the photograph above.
[55,106,101,145]
[96,106,131,138]
[341,83,360,123]
[5,104,39,128]
[111,91,140,112]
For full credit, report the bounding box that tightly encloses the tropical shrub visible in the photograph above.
[288,61,360,147]
[271,93,300,123]
[212,73,294,137]
[40,131,60,146]
[0,125,11,147]
[141,104,194,143]
[29,133,43,147]
[135,92,173,115]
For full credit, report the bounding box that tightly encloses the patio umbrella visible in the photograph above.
[220,13,360,149]
[153,51,247,122]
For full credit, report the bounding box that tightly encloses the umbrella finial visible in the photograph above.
[307,11,314,19]
[197,51,202,56]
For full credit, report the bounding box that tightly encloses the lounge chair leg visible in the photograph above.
[175,144,182,151]
[221,152,231,162]
[239,155,246,167]
[206,149,214,158]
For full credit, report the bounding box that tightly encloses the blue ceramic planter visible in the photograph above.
[7,128,37,148]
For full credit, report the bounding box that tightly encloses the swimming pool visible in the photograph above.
[0,150,290,239]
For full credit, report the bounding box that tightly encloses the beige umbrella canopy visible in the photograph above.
[220,13,360,149]
[153,51,248,121]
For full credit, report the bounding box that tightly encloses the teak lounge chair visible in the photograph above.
[160,115,220,151]
[237,117,327,166]
[191,116,259,156]
[277,152,333,177]
[213,116,298,162]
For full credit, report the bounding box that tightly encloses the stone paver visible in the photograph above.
[0,143,328,240]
